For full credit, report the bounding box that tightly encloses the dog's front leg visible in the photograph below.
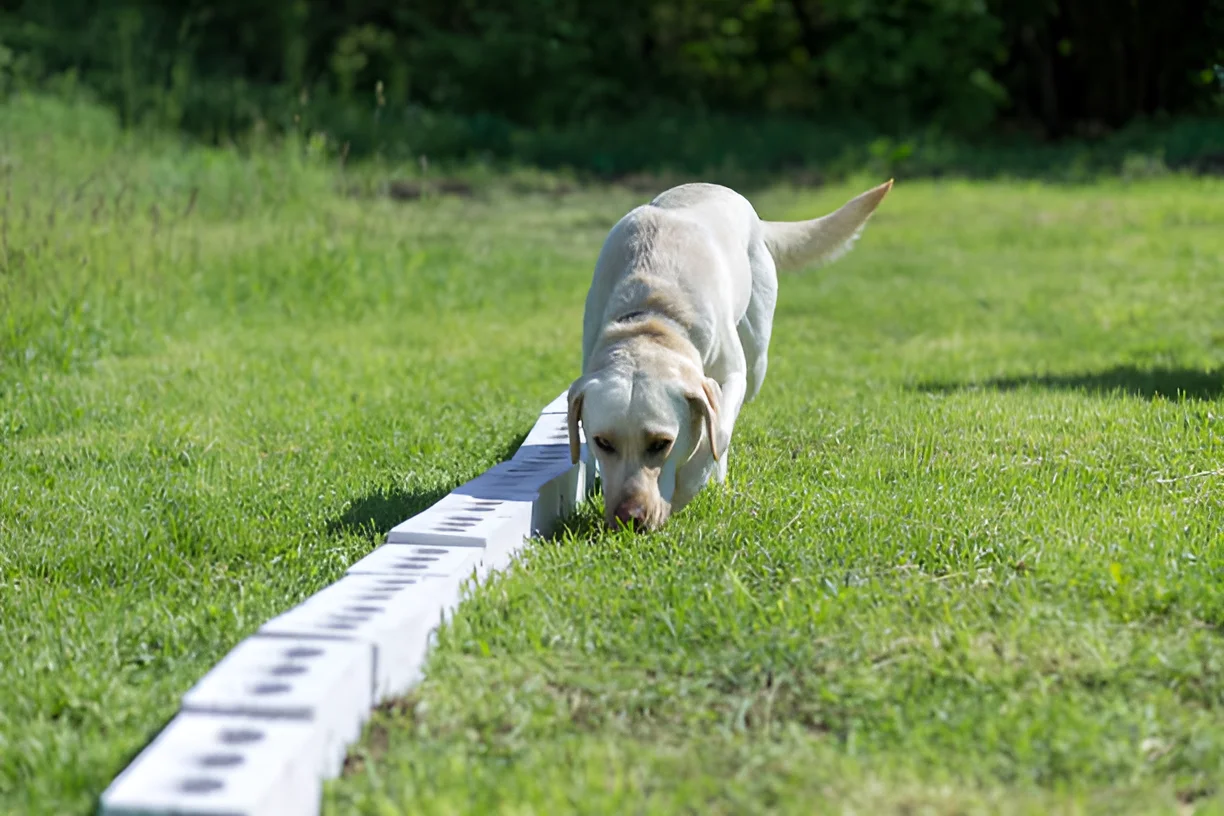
[713,372,748,484]
[673,454,717,511]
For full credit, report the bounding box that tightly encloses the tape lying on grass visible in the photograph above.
[100,391,594,816]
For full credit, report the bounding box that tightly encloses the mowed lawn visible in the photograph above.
[3,96,1224,814]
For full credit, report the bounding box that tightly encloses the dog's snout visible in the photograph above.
[613,500,647,531]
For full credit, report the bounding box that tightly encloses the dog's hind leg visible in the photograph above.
[739,239,779,403]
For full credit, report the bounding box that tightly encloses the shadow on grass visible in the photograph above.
[326,485,454,541]
[327,431,530,541]
[546,493,608,544]
[916,365,1224,401]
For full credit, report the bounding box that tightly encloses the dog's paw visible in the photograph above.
[714,446,730,483]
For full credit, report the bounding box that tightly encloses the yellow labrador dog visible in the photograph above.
[568,180,892,531]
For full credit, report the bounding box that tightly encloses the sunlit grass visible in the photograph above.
[2,94,1222,814]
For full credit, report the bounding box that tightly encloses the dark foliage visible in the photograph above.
[1,0,1220,171]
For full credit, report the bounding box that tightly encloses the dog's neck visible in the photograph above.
[598,309,702,369]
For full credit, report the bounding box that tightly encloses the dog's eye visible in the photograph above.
[594,436,615,454]
[646,438,673,455]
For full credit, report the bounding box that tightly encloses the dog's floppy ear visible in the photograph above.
[688,377,725,461]
[566,376,589,465]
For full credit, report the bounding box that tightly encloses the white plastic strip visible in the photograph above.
[99,390,594,815]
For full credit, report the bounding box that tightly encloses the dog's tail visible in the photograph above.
[761,179,893,272]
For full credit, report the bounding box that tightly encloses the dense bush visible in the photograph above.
[1,0,1221,171]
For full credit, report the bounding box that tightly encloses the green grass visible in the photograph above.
[3,93,1224,815]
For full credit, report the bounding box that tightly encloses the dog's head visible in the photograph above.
[566,360,725,532]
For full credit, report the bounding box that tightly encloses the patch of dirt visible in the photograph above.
[344,178,477,202]
[387,178,476,200]
[780,167,827,188]
[508,180,579,198]
[608,167,826,197]
[611,172,677,194]
[341,695,420,777]
[1176,785,1214,811]
[1190,152,1224,176]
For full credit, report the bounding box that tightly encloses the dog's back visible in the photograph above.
[581,180,893,367]
[655,180,896,272]
[582,186,759,366]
